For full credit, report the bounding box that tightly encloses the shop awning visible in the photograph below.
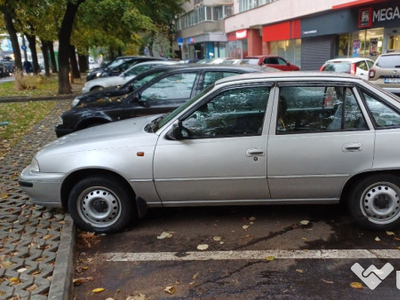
[333,0,388,10]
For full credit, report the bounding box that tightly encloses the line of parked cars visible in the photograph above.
[18,52,400,234]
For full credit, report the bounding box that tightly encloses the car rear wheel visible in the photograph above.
[348,174,400,230]
[68,176,137,233]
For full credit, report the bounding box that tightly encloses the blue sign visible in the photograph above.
[21,45,27,51]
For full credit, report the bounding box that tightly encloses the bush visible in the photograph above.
[14,70,43,90]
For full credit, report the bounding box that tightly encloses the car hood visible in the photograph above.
[39,114,161,156]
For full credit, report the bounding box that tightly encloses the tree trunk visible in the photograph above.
[78,53,88,73]
[25,33,40,74]
[69,44,80,79]
[48,41,57,73]
[41,40,51,77]
[2,9,22,72]
[58,1,85,94]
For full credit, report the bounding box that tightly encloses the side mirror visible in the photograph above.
[287,62,291,66]
[166,122,183,140]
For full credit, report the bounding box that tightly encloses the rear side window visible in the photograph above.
[376,55,400,68]
[323,62,350,73]
[276,85,367,134]
[360,89,400,128]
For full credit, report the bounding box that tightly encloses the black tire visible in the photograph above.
[68,176,137,233]
[348,174,400,230]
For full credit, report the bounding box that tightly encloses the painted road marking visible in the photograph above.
[105,249,400,262]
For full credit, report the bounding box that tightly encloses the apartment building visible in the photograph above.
[176,0,400,70]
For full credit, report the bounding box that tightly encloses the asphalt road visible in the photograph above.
[73,204,400,299]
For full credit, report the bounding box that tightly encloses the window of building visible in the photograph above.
[176,5,233,31]
[238,0,277,13]
[338,28,384,58]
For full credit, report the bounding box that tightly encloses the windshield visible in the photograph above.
[323,62,350,73]
[376,55,400,68]
[149,84,215,132]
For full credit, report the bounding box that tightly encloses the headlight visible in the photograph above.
[29,158,40,174]
[95,72,102,78]
[71,98,80,107]
[57,116,63,126]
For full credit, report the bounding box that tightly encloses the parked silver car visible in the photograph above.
[19,72,400,233]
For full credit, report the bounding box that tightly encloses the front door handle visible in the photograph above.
[342,143,362,152]
[246,148,265,156]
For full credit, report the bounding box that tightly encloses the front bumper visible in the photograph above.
[19,167,65,208]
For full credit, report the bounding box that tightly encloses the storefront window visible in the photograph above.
[267,39,301,67]
[338,28,384,58]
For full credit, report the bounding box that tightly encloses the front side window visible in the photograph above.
[361,89,400,128]
[276,85,367,134]
[181,86,270,138]
[140,73,197,101]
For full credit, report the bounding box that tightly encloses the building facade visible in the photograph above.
[175,0,234,60]
[223,0,400,70]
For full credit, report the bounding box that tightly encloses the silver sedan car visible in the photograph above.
[19,72,400,233]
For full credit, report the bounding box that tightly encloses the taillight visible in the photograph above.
[350,63,356,75]
[319,65,325,71]
[369,69,376,78]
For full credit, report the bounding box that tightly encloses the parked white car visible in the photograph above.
[82,60,179,93]
[320,58,374,80]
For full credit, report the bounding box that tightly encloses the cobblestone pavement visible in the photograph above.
[0,100,74,299]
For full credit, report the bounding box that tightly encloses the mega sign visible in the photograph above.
[359,5,400,28]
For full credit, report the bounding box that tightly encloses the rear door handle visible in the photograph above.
[246,148,265,156]
[342,143,362,152]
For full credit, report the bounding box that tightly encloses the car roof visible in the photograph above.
[324,58,373,63]
[147,63,266,73]
[245,55,282,59]
[215,71,361,86]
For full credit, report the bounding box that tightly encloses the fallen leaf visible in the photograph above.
[386,231,395,236]
[300,220,310,226]
[265,256,275,261]
[27,284,38,292]
[193,272,199,280]
[321,279,334,284]
[17,268,27,273]
[43,235,53,240]
[296,269,304,273]
[197,244,209,251]
[302,237,307,241]
[350,282,363,289]
[164,286,175,294]
[249,216,256,221]
[213,236,222,242]
[242,225,250,230]
[10,277,19,283]
[92,288,104,293]
[157,231,173,240]
[375,236,381,242]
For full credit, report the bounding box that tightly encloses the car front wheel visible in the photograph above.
[348,174,400,230]
[68,176,136,233]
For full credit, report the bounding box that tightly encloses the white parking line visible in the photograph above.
[105,249,400,262]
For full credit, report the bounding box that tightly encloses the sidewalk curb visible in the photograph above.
[0,94,77,103]
[48,214,76,300]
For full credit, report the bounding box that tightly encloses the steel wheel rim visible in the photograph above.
[77,186,122,228]
[360,182,400,225]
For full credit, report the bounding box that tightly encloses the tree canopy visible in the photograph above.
[1,0,185,93]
